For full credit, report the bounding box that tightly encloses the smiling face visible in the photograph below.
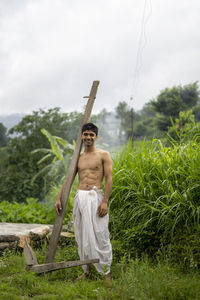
[82,130,98,147]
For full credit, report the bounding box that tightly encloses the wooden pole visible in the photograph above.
[45,81,100,263]
[131,108,134,142]
[27,259,99,274]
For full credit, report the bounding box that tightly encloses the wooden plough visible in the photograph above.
[24,81,100,274]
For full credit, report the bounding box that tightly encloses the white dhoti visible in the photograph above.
[73,186,112,275]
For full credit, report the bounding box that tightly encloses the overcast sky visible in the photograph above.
[0,0,199,115]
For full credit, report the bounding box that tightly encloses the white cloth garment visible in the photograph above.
[73,186,112,275]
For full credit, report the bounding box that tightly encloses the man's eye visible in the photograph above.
[83,133,95,137]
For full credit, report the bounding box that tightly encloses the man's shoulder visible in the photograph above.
[79,149,111,159]
[96,148,110,154]
[96,148,111,159]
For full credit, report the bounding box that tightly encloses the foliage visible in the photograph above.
[150,82,200,131]
[109,139,200,265]
[165,226,200,269]
[0,108,80,203]
[133,103,158,139]
[167,109,200,143]
[31,129,74,184]
[0,173,78,224]
[1,81,199,204]
[114,101,160,141]
[8,107,71,141]
[0,147,9,171]
[115,101,137,143]
[193,103,200,122]
[0,122,8,147]
[0,198,55,224]
[94,109,113,145]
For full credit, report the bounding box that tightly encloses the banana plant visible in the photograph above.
[31,129,75,184]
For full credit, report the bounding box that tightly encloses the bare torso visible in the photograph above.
[55,131,112,216]
[78,149,106,190]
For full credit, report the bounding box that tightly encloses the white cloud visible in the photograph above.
[0,0,199,114]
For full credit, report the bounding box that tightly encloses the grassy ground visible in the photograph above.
[1,244,200,300]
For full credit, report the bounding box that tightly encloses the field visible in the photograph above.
[1,138,200,299]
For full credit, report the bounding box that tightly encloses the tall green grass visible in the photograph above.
[109,139,200,264]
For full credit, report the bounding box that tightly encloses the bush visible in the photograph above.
[0,198,55,224]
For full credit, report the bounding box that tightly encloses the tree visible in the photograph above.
[133,104,157,139]
[193,103,200,122]
[31,129,74,184]
[94,109,112,146]
[0,108,78,202]
[150,82,200,131]
[0,122,8,147]
[115,101,138,143]
[167,110,200,143]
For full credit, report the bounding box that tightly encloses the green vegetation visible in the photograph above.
[112,81,200,141]
[0,122,8,147]
[0,179,78,225]
[0,108,75,203]
[1,246,200,299]
[1,81,200,203]
[31,129,74,184]
[150,81,200,131]
[1,135,200,269]
[0,198,55,224]
[167,109,200,143]
[110,139,200,267]
[1,81,200,298]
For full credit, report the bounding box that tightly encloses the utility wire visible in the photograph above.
[130,0,152,102]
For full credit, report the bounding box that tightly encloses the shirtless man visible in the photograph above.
[54,123,113,280]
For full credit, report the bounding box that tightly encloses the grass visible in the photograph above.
[109,139,200,262]
[1,244,200,300]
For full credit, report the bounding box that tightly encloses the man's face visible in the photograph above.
[82,130,97,146]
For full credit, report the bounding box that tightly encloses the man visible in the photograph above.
[54,123,112,280]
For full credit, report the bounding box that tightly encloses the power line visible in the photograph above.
[130,0,152,102]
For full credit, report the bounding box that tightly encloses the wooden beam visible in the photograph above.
[28,259,99,274]
[23,239,38,266]
[0,235,19,242]
[0,241,18,250]
[45,81,100,263]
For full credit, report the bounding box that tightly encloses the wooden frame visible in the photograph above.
[24,239,99,274]
[24,81,100,273]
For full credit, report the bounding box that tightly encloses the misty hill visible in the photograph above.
[0,113,26,131]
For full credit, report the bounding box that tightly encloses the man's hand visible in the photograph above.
[54,199,62,216]
[98,201,108,217]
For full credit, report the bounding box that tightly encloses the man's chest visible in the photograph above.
[78,154,103,171]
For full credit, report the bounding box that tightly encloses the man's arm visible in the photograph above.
[98,151,112,217]
[54,182,65,215]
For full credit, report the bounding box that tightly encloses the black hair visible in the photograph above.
[82,123,98,135]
